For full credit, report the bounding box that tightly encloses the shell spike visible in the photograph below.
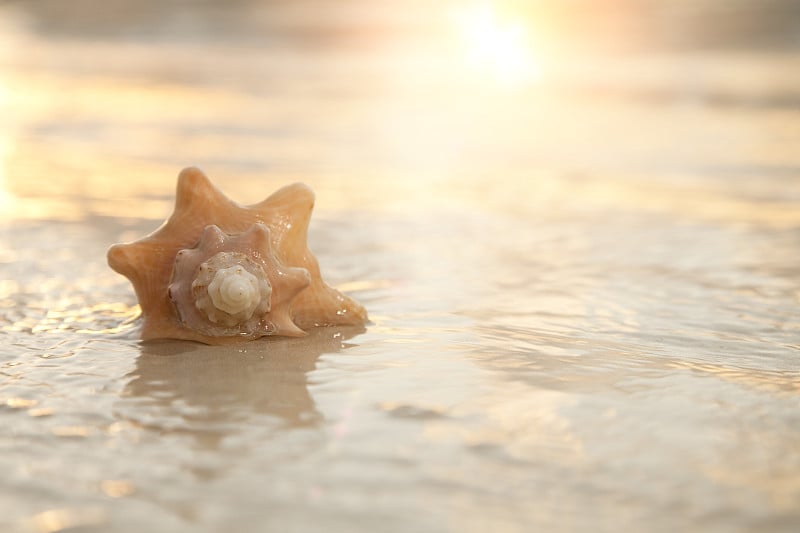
[200,225,227,250]
[241,222,272,247]
[174,167,228,213]
[268,313,307,337]
[107,243,132,277]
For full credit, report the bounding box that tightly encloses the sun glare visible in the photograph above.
[452,2,541,87]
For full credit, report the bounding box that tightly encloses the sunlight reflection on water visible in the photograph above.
[0,1,799,532]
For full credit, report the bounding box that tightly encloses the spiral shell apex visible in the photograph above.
[168,224,310,340]
[107,167,368,345]
[200,258,270,319]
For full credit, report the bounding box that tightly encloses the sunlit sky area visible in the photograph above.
[450,3,542,87]
[0,0,798,222]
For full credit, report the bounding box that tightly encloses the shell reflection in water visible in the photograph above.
[107,167,368,345]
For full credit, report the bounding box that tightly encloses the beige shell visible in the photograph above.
[107,167,368,344]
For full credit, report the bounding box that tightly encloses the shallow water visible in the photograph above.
[1,2,800,532]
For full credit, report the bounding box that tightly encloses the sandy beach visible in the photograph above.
[1,1,799,531]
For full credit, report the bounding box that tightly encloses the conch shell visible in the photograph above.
[107,167,367,344]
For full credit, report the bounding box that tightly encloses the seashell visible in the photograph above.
[107,167,368,344]
[168,223,310,339]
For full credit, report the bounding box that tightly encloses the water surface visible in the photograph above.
[1,2,799,532]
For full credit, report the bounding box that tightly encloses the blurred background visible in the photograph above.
[0,0,798,221]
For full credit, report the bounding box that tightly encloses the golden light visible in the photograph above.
[0,83,15,217]
[0,31,18,218]
[451,2,541,87]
